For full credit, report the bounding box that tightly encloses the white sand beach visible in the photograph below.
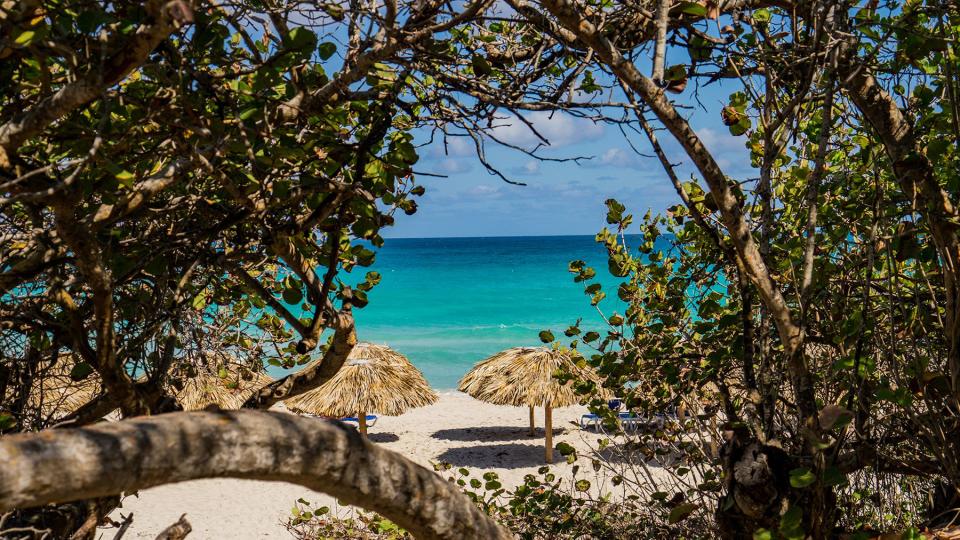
[103,392,630,539]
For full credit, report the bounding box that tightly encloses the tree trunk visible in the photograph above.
[242,308,357,409]
[544,404,553,463]
[716,431,794,539]
[529,405,535,436]
[529,2,824,535]
[0,410,511,540]
[841,63,960,403]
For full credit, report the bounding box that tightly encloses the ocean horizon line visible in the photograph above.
[380,232,650,241]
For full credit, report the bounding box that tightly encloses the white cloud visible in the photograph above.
[488,111,604,150]
[511,160,541,175]
[696,127,747,154]
[467,184,504,199]
[599,147,641,168]
[437,158,472,174]
[430,136,475,158]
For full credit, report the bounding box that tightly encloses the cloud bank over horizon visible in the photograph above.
[389,103,753,238]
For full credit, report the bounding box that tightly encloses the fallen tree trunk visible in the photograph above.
[0,410,511,540]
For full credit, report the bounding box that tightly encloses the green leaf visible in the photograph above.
[282,286,303,304]
[822,466,848,487]
[789,467,816,488]
[753,530,773,540]
[729,116,751,136]
[14,30,37,46]
[318,42,337,60]
[77,10,110,33]
[538,330,555,343]
[605,199,626,224]
[779,505,803,535]
[115,169,136,188]
[69,362,94,381]
[753,8,771,23]
[0,413,15,430]
[668,503,698,524]
[575,479,591,492]
[678,2,707,17]
[471,54,493,77]
[286,27,317,51]
[901,527,922,540]
[556,442,576,456]
[663,64,687,82]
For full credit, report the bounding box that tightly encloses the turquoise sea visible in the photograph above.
[316,235,649,389]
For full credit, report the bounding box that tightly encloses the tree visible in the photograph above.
[0,409,511,539]
[4,0,959,537]
[0,0,640,535]
[524,0,959,537]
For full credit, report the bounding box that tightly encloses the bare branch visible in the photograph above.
[0,410,511,540]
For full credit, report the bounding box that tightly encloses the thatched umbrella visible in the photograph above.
[283,342,437,435]
[459,347,602,462]
[173,365,272,411]
[10,356,272,418]
[27,357,101,419]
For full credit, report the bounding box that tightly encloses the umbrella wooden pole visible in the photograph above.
[528,405,535,436]
[544,404,553,463]
[359,410,367,436]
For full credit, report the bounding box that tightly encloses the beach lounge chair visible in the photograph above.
[340,414,378,428]
[580,411,647,430]
[580,399,638,430]
[579,412,601,429]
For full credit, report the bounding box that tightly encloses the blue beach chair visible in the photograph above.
[580,399,628,430]
[340,414,378,428]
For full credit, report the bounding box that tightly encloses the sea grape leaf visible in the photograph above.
[668,503,698,524]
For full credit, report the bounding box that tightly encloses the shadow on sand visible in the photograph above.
[367,432,400,443]
[592,440,682,468]
[431,425,566,443]
[436,442,552,468]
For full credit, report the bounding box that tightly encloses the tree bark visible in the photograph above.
[841,65,960,402]
[528,2,823,535]
[242,306,357,409]
[651,0,670,83]
[534,0,816,423]
[0,410,511,540]
[528,405,535,436]
[544,404,553,463]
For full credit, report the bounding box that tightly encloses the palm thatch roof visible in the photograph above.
[27,356,101,418]
[458,347,604,408]
[283,342,437,417]
[173,365,273,411]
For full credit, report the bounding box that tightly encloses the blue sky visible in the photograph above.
[387,81,754,238]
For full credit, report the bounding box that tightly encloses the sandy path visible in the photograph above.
[102,393,626,539]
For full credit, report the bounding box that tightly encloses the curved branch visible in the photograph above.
[242,304,357,408]
[536,0,816,420]
[0,410,511,540]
